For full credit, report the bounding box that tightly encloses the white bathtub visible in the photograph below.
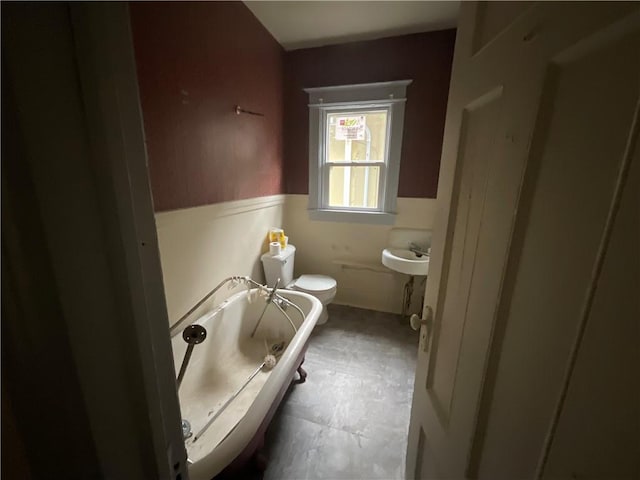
[171,288,322,480]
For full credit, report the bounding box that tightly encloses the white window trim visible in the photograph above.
[305,80,412,224]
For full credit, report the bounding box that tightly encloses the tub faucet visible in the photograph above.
[267,277,280,303]
[250,278,281,338]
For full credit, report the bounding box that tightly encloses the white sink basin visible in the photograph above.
[382,248,430,276]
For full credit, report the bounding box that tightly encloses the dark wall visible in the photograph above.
[130,2,284,211]
[283,30,456,198]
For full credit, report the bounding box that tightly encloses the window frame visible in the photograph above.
[305,80,412,225]
[320,105,391,213]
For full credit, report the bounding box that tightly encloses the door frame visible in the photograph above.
[70,3,188,478]
[3,2,186,478]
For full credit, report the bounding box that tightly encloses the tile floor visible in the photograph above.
[263,304,419,480]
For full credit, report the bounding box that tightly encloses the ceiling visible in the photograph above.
[244,1,459,50]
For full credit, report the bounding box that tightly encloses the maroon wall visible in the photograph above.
[283,30,456,198]
[130,2,284,211]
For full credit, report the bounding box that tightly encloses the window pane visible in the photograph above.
[326,111,388,163]
[328,166,380,208]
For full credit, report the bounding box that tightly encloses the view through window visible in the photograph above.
[325,110,389,209]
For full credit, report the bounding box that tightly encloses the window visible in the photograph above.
[306,80,411,224]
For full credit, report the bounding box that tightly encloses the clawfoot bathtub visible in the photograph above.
[171,286,321,479]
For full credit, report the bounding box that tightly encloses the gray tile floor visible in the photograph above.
[263,304,419,480]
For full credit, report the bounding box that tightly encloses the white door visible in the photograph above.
[406,2,640,479]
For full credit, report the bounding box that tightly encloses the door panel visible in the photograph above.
[476,27,639,480]
[428,90,503,420]
[543,140,639,479]
[406,3,640,479]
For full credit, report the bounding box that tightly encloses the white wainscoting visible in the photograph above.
[156,193,437,328]
[155,195,285,328]
[283,194,437,313]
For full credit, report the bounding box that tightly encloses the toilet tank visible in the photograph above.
[261,244,296,286]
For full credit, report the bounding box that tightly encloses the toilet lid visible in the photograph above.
[294,274,336,293]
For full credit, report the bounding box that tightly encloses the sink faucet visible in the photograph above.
[409,243,430,258]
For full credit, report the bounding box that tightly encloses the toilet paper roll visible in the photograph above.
[269,242,282,256]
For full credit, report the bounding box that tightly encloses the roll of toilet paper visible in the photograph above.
[269,242,282,256]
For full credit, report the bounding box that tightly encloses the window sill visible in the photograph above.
[308,209,396,225]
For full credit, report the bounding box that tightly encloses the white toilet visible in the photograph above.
[261,244,336,325]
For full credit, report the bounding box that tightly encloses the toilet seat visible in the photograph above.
[293,274,337,294]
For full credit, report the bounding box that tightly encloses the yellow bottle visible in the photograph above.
[269,228,286,249]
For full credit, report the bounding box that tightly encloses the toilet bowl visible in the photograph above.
[261,245,337,325]
[290,274,336,325]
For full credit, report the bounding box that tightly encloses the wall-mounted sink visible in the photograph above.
[382,248,429,276]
